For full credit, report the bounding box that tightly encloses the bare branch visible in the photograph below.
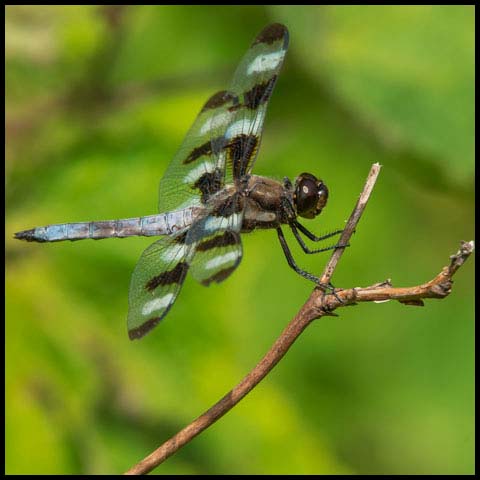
[124,165,473,475]
[309,240,474,316]
[321,163,381,285]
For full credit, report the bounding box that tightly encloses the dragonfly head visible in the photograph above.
[293,173,329,219]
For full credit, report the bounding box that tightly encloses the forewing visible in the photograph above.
[127,235,192,339]
[222,23,289,183]
[158,24,289,213]
[158,91,239,213]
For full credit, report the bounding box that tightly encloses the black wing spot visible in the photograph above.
[145,262,189,292]
[193,169,223,203]
[184,141,212,165]
[196,231,240,252]
[184,136,225,165]
[201,265,238,286]
[129,317,161,340]
[252,23,289,47]
[202,91,236,112]
[244,76,277,110]
[226,134,259,179]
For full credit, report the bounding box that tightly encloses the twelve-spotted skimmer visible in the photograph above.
[15,23,343,340]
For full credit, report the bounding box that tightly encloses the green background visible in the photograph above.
[6,5,474,475]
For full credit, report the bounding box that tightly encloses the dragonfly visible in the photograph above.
[15,23,344,340]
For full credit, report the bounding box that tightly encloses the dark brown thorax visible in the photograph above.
[241,175,291,232]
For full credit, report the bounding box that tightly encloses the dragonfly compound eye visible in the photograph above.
[294,173,329,219]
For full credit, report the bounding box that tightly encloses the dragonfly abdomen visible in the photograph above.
[14,210,198,243]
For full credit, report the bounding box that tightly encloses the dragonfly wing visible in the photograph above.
[139,24,289,336]
[187,198,244,286]
[157,24,289,213]
[127,235,193,339]
[223,23,290,184]
[158,91,239,213]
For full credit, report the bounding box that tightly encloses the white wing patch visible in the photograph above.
[225,108,266,139]
[204,213,242,233]
[205,251,240,270]
[142,293,175,316]
[183,161,217,183]
[160,243,190,263]
[247,50,285,75]
[200,111,233,135]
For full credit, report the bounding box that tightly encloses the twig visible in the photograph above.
[124,164,473,475]
[321,163,381,285]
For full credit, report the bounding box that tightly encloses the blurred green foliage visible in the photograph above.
[6,5,474,475]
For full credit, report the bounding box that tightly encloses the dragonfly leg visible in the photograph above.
[277,227,344,303]
[294,220,344,242]
[289,222,349,254]
[277,227,324,284]
[322,281,345,304]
